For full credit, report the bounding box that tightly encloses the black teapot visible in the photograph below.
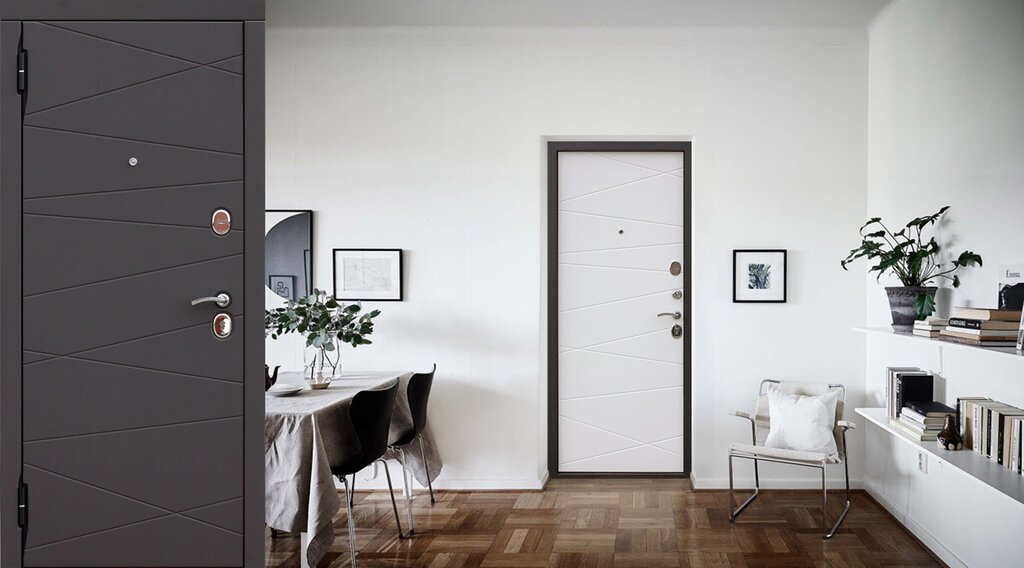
[265,365,280,391]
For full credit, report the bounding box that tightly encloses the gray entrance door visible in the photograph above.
[19,21,246,566]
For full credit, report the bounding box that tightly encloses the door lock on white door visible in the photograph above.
[657,312,681,319]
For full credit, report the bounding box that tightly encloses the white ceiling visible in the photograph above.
[268,0,892,29]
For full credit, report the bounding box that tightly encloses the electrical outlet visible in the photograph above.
[918,452,928,473]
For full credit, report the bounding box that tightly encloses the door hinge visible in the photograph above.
[17,479,28,529]
[17,47,27,94]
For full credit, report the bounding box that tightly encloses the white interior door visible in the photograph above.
[557,150,685,473]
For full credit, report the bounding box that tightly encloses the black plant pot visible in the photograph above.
[885,286,937,332]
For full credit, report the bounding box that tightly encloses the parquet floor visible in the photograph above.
[266,478,942,567]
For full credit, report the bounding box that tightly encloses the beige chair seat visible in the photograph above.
[729,442,838,465]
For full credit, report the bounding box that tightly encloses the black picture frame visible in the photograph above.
[268,275,296,301]
[332,248,404,302]
[733,249,787,303]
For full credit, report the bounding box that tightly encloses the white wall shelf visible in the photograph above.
[856,407,1024,506]
[854,327,1024,361]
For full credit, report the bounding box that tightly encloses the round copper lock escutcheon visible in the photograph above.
[211,209,232,236]
[669,261,681,275]
[213,313,233,339]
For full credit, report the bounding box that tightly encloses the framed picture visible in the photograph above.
[268,275,296,301]
[333,248,403,301]
[733,249,787,303]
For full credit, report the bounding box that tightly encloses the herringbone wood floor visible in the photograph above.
[265,478,942,567]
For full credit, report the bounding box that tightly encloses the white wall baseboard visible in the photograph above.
[863,478,964,568]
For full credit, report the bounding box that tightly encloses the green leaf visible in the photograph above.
[914,293,936,320]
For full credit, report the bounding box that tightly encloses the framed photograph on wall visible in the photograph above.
[333,248,403,301]
[268,275,296,301]
[733,249,787,303]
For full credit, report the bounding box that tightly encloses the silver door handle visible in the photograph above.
[191,292,231,308]
[657,312,681,320]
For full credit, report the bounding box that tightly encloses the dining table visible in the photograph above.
[264,371,442,568]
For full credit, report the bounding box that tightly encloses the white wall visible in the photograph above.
[265,19,869,489]
[864,1,1024,565]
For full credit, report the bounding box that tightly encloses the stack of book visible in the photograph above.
[891,401,956,441]
[912,316,947,338]
[885,367,933,420]
[958,397,1024,474]
[939,307,1022,347]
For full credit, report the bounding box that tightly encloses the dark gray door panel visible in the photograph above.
[21,22,194,114]
[187,498,244,534]
[23,513,241,567]
[23,357,242,441]
[23,418,242,513]
[24,254,242,354]
[24,181,243,228]
[23,127,243,198]
[76,317,245,381]
[24,66,243,154]
[23,215,242,295]
[18,18,249,566]
[50,21,243,65]
[23,465,165,550]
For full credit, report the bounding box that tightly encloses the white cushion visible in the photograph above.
[764,385,839,459]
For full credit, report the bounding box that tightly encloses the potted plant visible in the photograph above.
[265,289,381,381]
[841,206,982,332]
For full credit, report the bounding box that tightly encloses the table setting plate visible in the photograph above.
[266,384,304,397]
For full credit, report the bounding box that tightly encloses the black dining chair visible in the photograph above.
[388,364,437,536]
[332,382,405,567]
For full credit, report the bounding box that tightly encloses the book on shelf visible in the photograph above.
[893,373,933,419]
[898,413,941,433]
[889,418,938,441]
[913,317,947,332]
[947,317,1020,331]
[992,407,1024,465]
[940,328,1019,340]
[1002,413,1024,468]
[937,334,1018,348]
[1011,418,1023,473]
[901,408,946,426]
[958,397,989,451]
[904,400,956,417]
[951,307,1023,321]
[886,367,923,420]
[912,329,941,338]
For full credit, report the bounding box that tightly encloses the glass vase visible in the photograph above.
[304,339,342,382]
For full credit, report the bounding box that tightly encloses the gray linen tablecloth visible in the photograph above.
[265,371,442,568]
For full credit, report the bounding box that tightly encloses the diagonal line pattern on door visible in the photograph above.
[557,416,683,464]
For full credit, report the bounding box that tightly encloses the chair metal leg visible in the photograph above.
[340,476,358,568]
[397,448,415,535]
[728,454,760,522]
[824,459,852,539]
[821,466,828,537]
[417,435,436,504]
[379,459,405,539]
[349,474,355,507]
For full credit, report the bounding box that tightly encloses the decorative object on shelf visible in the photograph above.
[999,264,1024,310]
[266,209,314,307]
[732,249,787,303]
[841,206,983,332]
[268,275,295,301]
[265,289,381,382]
[937,414,963,451]
[333,248,404,301]
[265,365,280,391]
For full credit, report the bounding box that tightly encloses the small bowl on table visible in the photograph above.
[306,376,332,390]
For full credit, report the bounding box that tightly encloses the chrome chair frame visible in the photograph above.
[727,379,856,539]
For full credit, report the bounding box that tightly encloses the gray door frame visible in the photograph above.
[0,2,265,566]
[547,141,693,479]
